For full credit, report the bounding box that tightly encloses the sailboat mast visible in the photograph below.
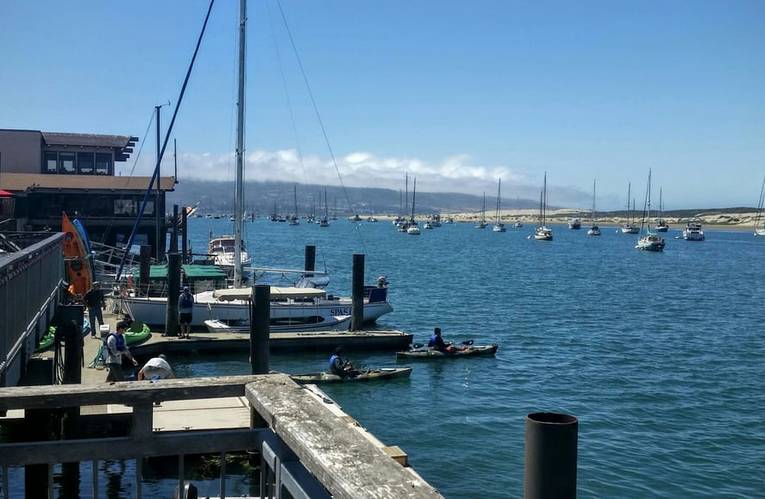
[405,173,409,217]
[481,193,486,223]
[293,184,298,218]
[233,0,247,288]
[324,188,328,218]
[543,172,547,226]
[647,169,652,230]
[592,179,596,223]
[411,178,417,222]
[496,178,501,223]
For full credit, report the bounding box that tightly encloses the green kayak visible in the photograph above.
[396,344,498,360]
[37,323,152,353]
[291,367,412,384]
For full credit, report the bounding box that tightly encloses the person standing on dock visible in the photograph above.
[105,321,138,382]
[84,282,105,338]
[179,286,194,339]
[138,354,175,380]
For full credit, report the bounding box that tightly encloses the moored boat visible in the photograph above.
[396,344,497,359]
[682,219,705,241]
[290,367,412,384]
[493,178,506,232]
[533,172,553,241]
[635,169,665,252]
[586,179,601,236]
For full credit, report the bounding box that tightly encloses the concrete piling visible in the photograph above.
[524,412,578,499]
[165,253,182,337]
[351,253,364,331]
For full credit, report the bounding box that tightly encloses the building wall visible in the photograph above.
[0,130,42,174]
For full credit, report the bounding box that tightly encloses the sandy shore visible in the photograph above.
[368,209,762,232]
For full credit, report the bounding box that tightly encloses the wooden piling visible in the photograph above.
[170,204,179,253]
[139,245,152,296]
[60,306,83,496]
[351,254,364,331]
[181,206,188,263]
[304,245,316,276]
[250,285,270,375]
[165,253,181,337]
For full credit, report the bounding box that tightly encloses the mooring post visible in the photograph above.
[351,253,365,331]
[170,204,179,253]
[181,206,188,263]
[165,252,182,337]
[139,245,152,296]
[250,285,270,374]
[250,285,270,428]
[304,245,316,276]
[524,412,578,499]
[59,305,84,498]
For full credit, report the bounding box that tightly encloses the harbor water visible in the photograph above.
[179,218,765,498]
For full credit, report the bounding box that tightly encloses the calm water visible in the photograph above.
[180,218,765,498]
[20,219,763,498]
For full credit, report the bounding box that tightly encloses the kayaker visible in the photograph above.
[328,347,357,378]
[138,354,175,381]
[179,286,194,338]
[428,327,455,353]
[84,282,105,338]
[105,321,138,382]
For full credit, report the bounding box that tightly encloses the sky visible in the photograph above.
[1,0,763,208]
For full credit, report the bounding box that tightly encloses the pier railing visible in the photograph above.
[0,232,63,386]
[0,374,442,499]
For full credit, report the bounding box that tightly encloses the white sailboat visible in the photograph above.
[754,176,765,236]
[493,178,506,232]
[476,193,488,229]
[288,184,299,225]
[534,172,553,241]
[586,179,601,236]
[319,188,329,227]
[635,169,665,252]
[621,183,639,234]
[407,178,421,235]
[655,187,669,232]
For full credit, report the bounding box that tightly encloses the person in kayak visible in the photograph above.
[428,328,456,353]
[328,347,358,378]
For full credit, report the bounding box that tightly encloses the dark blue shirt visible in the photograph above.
[428,334,447,351]
[328,354,344,375]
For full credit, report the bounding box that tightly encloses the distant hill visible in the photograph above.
[168,179,541,215]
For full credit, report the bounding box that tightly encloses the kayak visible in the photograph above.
[396,344,498,359]
[291,367,412,384]
[37,323,152,353]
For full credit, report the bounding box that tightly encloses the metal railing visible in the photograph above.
[0,232,63,386]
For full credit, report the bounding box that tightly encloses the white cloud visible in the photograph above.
[121,148,596,207]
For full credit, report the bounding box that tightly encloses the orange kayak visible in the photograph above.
[62,212,93,296]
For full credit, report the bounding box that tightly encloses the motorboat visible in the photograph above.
[423,222,433,229]
[120,283,394,328]
[208,236,251,272]
[683,220,705,241]
[204,314,351,333]
[568,218,581,229]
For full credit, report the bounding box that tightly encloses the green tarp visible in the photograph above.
[134,264,226,281]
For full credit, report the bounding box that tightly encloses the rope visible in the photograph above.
[274,0,368,255]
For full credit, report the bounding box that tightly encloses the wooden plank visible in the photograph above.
[245,375,443,499]
[0,375,268,411]
[0,428,262,466]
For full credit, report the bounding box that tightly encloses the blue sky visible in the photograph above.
[1,0,763,208]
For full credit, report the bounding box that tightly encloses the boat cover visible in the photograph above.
[212,286,327,301]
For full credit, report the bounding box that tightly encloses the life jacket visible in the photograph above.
[107,333,126,354]
[179,292,194,309]
[328,354,341,373]
[428,334,437,347]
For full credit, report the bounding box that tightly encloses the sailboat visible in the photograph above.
[534,172,553,240]
[475,193,488,229]
[635,169,665,251]
[407,178,421,235]
[288,184,299,225]
[754,176,765,236]
[397,173,410,232]
[620,183,639,234]
[319,188,329,227]
[493,178,506,232]
[655,187,669,232]
[586,179,601,236]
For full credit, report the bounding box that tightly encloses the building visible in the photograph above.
[0,128,174,254]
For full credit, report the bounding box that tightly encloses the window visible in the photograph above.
[114,199,136,215]
[95,153,111,175]
[77,152,94,174]
[44,152,57,173]
[58,152,76,174]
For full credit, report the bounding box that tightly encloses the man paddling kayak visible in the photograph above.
[428,327,457,353]
[328,347,359,378]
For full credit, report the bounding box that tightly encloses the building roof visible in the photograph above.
[0,173,176,192]
[41,132,137,149]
